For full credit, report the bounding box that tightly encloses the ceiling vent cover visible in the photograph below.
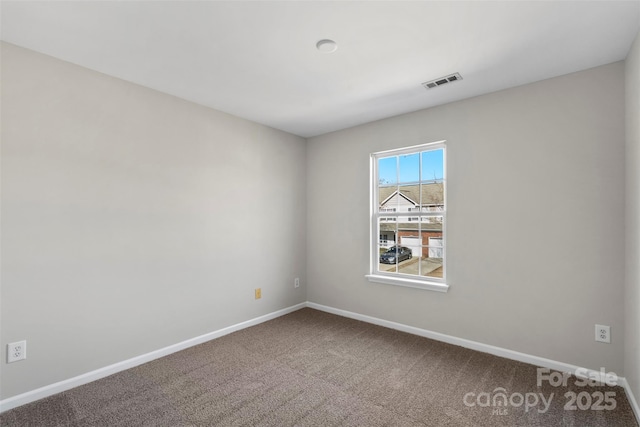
[422,73,463,89]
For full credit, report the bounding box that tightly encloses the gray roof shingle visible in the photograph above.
[379,182,443,206]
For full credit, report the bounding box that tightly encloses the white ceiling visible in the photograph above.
[1,1,639,138]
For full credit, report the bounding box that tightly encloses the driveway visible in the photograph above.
[380,257,443,277]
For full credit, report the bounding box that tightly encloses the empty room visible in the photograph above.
[1,1,640,426]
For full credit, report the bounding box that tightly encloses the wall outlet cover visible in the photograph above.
[595,324,611,343]
[7,341,27,363]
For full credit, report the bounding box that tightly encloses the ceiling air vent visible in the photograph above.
[422,73,463,90]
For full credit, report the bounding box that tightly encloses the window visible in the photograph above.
[366,141,448,292]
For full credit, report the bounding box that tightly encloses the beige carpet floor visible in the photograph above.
[1,308,638,426]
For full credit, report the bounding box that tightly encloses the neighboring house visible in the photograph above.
[379,182,444,258]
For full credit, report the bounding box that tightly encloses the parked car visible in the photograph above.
[380,246,413,264]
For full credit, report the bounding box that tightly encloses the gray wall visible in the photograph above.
[0,43,307,399]
[307,62,626,374]
[626,29,640,405]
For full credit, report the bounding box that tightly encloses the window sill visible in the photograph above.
[365,274,449,293]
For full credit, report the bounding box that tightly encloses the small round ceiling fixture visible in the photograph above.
[316,39,338,53]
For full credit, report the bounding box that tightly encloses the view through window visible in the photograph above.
[372,142,446,283]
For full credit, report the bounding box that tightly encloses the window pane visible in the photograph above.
[421,149,444,182]
[378,156,397,185]
[378,219,398,273]
[397,257,418,275]
[420,215,443,233]
[419,253,444,278]
[419,216,444,278]
[420,182,444,210]
[380,245,415,274]
[397,184,420,216]
[379,184,398,214]
[397,232,420,276]
[399,153,419,184]
[378,219,397,249]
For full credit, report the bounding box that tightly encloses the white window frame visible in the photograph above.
[365,141,449,293]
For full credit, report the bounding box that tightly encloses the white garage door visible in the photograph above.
[400,236,422,257]
[429,237,443,258]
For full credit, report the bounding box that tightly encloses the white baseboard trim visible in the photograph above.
[0,302,306,413]
[620,377,640,423]
[306,301,639,423]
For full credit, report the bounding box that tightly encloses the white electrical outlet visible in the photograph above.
[294,277,300,288]
[7,341,27,363]
[595,324,611,343]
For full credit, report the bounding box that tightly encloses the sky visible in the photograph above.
[378,149,443,185]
